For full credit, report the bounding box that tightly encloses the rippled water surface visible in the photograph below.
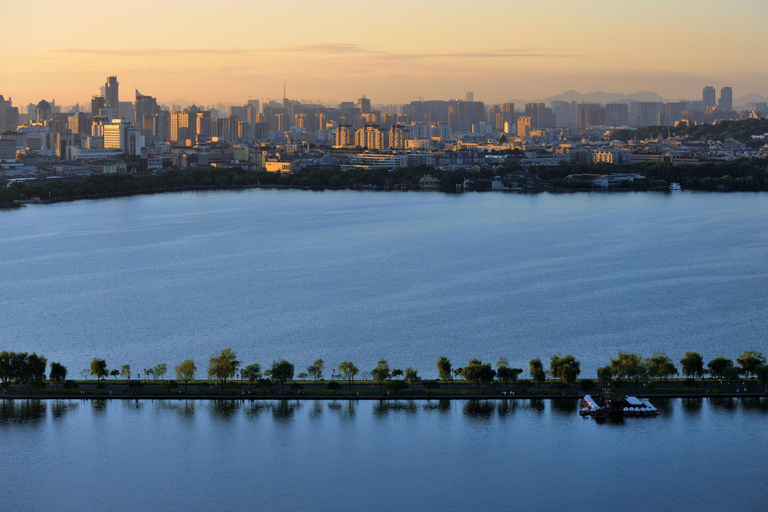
[1,190,767,375]
[1,397,766,511]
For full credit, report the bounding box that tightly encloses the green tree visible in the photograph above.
[404,367,420,389]
[529,358,544,386]
[597,366,612,386]
[307,359,324,385]
[550,354,581,385]
[26,353,47,382]
[271,359,295,390]
[391,368,403,379]
[497,366,523,391]
[756,365,768,387]
[175,359,197,390]
[154,363,167,380]
[610,352,646,387]
[371,358,391,390]
[208,348,240,389]
[144,368,155,382]
[110,369,120,380]
[338,361,359,391]
[680,351,705,381]
[436,356,452,381]
[90,358,108,381]
[736,350,766,378]
[462,359,495,389]
[0,351,11,383]
[722,366,740,384]
[49,362,67,388]
[645,352,677,381]
[120,364,131,380]
[707,356,733,380]
[242,363,262,388]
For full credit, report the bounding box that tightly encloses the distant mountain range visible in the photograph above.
[507,90,768,108]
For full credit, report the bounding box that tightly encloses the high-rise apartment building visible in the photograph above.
[334,125,352,147]
[449,100,486,132]
[605,103,629,127]
[702,86,716,108]
[719,87,733,111]
[577,103,602,127]
[354,125,384,149]
[105,76,119,112]
[388,125,406,149]
[517,116,532,138]
[636,102,664,127]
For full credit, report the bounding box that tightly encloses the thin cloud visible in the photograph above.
[53,45,578,59]
[55,48,251,56]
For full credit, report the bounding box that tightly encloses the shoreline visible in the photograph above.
[3,392,766,401]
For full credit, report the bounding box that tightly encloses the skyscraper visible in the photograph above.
[357,96,371,114]
[105,76,119,113]
[135,90,160,135]
[702,86,716,108]
[719,87,733,111]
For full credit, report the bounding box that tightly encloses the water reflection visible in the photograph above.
[681,398,703,416]
[373,400,418,417]
[653,398,673,417]
[740,397,768,413]
[244,401,268,419]
[91,399,107,415]
[51,400,79,419]
[463,400,495,419]
[212,400,241,421]
[527,399,545,414]
[496,399,518,418]
[421,399,452,413]
[327,400,356,421]
[551,399,578,416]
[0,399,47,425]
[272,400,301,422]
[709,397,737,411]
[152,399,196,420]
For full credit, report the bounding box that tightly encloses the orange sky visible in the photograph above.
[1,0,766,107]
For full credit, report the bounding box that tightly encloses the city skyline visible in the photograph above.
[2,0,766,106]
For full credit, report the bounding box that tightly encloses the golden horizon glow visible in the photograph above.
[2,0,766,107]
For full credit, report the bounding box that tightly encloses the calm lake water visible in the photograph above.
[1,190,768,376]
[1,397,766,511]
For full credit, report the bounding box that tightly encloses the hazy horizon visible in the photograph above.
[2,0,767,107]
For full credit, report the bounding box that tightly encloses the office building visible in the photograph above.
[104,119,144,155]
[105,76,119,112]
[703,86,716,108]
[719,87,733,111]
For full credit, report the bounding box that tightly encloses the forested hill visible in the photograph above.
[613,119,768,143]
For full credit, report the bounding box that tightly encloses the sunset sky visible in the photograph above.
[2,0,766,107]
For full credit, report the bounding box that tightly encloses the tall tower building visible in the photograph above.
[357,96,371,114]
[105,76,119,112]
[719,87,733,111]
[135,90,160,136]
[702,86,716,108]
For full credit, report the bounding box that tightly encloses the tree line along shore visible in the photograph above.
[2,349,767,398]
[3,156,768,207]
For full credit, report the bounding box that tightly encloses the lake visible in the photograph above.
[1,190,767,377]
[1,397,766,511]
